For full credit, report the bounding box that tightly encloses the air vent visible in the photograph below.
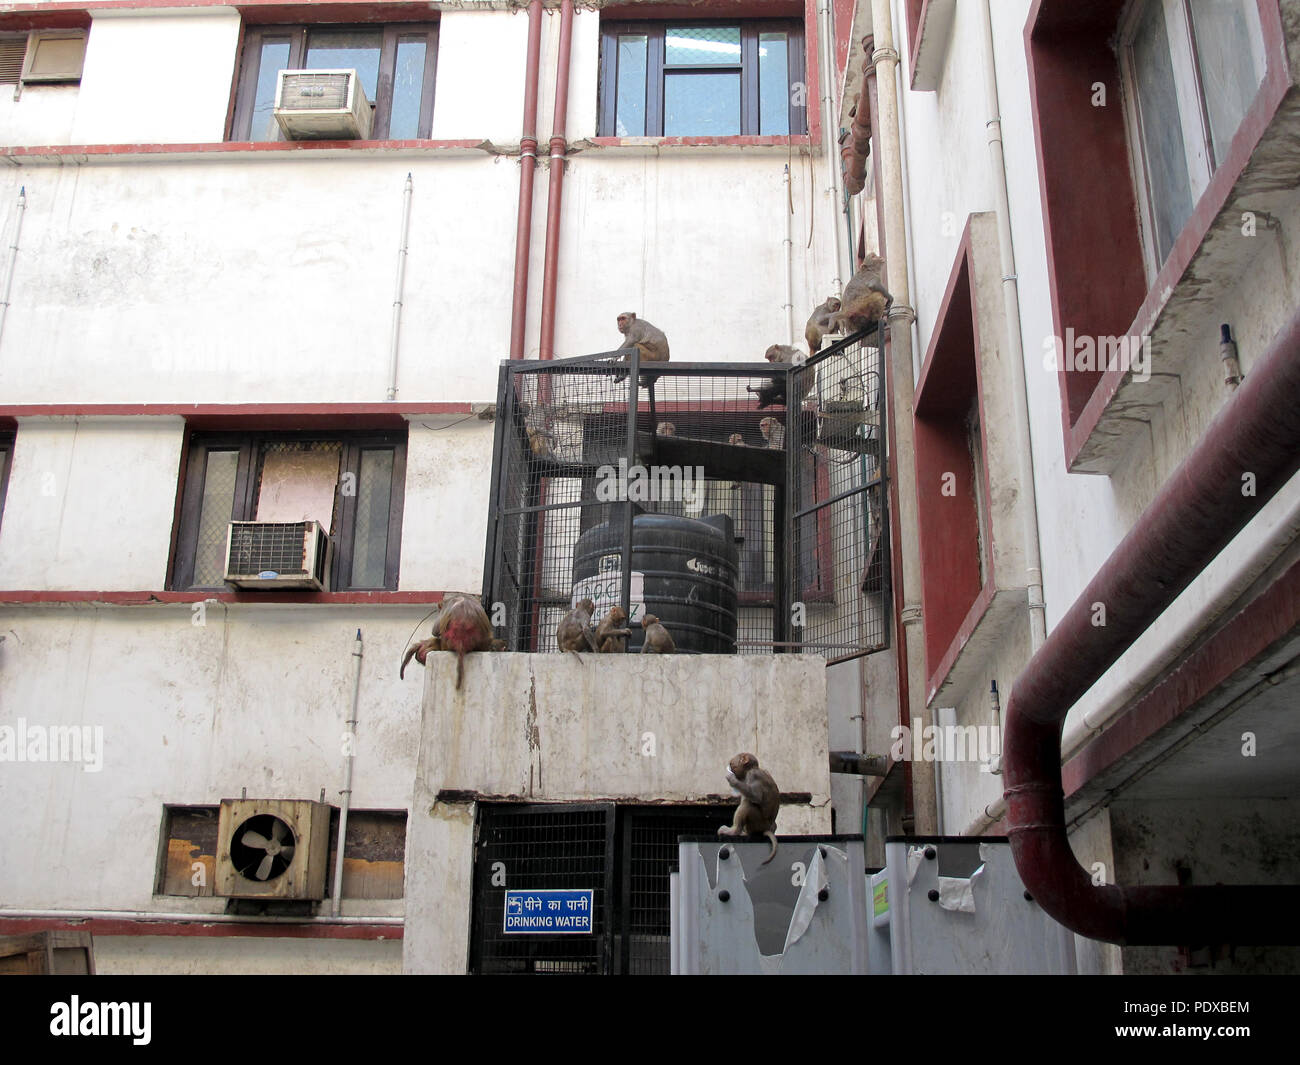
[274,68,373,140]
[224,520,329,590]
[0,39,26,85]
[215,799,332,900]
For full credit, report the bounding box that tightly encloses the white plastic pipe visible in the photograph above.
[818,0,845,294]
[978,0,1047,650]
[0,185,27,354]
[783,163,795,344]
[331,628,363,916]
[386,174,414,401]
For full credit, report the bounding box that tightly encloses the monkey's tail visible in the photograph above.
[400,644,418,680]
[567,650,585,665]
[761,831,778,865]
[456,650,465,691]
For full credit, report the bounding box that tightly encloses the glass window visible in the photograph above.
[600,20,806,137]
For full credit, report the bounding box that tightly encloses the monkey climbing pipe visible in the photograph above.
[1003,308,1300,945]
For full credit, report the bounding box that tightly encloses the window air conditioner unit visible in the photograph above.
[274,68,373,140]
[215,799,332,900]
[224,520,329,590]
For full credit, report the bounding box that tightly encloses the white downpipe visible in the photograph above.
[783,163,795,344]
[386,174,414,402]
[978,0,1047,651]
[870,0,933,831]
[0,185,27,355]
[331,629,363,917]
[818,0,845,294]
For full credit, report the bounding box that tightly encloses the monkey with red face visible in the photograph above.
[718,752,780,864]
[616,312,670,363]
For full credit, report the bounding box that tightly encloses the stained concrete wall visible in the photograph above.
[403,653,831,973]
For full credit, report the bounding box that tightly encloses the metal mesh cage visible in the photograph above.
[484,326,891,661]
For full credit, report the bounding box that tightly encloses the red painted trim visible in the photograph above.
[1,140,489,162]
[2,403,473,429]
[0,1,438,22]
[1061,554,1300,797]
[912,221,997,691]
[0,916,402,940]
[0,9,90,30]
[0,590,450,605]
[1063,0,1291,470]
[584,135,811,149]
[1025,0,1291,472]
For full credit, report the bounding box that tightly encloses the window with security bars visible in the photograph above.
[469,803,730,975]
[170,431,405,591]
[599,20,807,137]
[484,327,890,661]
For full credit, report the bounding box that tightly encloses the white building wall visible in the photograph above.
[70,11,242,145]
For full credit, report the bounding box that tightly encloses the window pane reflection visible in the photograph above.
[390,37,427,138]
[1188,0,1266,166]
[616,35,648,136]
[352,449,394,588]
[665,25,741,66]
[665,72,740,136]
[193,450,239,587]
[252,38,291,142]
[758,33,790,135]
[306,28,382,103]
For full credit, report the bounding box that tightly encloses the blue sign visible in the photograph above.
[503,889,595,934]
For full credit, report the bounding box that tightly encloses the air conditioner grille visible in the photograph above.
[229,521,313,577]
[280,72,351,111]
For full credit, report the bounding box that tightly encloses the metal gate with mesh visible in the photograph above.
[469,803,730,975]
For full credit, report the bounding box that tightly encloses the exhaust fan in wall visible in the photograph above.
[215,799,331,900]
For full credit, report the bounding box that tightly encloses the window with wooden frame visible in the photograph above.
[0,30,87,87]
[230,22,437,141]
[599,21,806,137]
[170,431,406,591]
[1117,0,1267,275]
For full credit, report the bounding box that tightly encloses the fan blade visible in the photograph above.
[242,830,271,850]
[271,819,288,844]
[279,844,295,863]
[256,854,274,881]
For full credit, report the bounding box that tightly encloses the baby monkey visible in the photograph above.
[594,605,633,653]
[718,752,780,865]
[556,598,599,659]
[640,614,676,654]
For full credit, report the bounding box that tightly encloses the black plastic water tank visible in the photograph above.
[571,513,739,654]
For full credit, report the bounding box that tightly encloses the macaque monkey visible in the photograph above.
[640,614,676,654]
[718,752,780,864]
[746,344,798,410]
[805,296,843,354]
[616,312,670,363]
[727,433,746,447]
[657,422,676,437]
[556,598,598,659]
[594,605,633,653]
[839,376,866,404]
[405,595,495,691]
[526,426,557,459]
[400,634,442,680]
[831,254,893,334]
[759,416,785,450]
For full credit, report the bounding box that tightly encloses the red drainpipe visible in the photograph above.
[538,0,575,362]
[509,0,545,359]
[1004,309,1300,945]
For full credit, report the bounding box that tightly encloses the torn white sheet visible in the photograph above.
[937,874,977,913]
[256,447,341,532]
